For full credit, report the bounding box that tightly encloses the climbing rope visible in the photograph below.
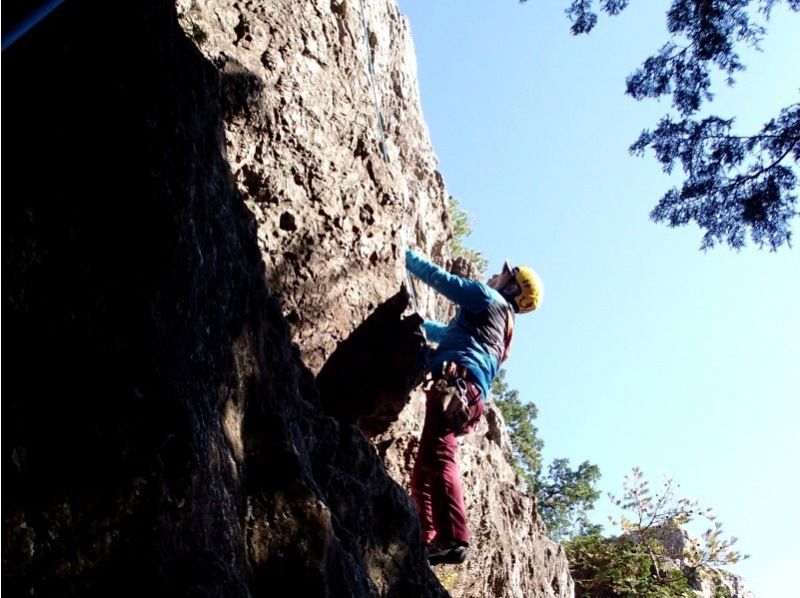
[356,0,390,164]
[354,1,424,316]
[2,0,66,51]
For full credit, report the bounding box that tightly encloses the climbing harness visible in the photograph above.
[425,362,479,435]
[2,0,66,51]
[356,0,389,163]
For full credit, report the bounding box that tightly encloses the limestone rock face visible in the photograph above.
[4,0,573,596]
[178,0,451,373]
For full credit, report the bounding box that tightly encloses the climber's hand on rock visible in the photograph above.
[405,311,424,330]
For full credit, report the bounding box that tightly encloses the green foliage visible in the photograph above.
[522,0,800,249]
[492,369,543,485]
[609,468,748,571]
[566,468,748,598]
[492,370,601,539]
[566,531,695,598]
[448,197,488,276]
[713,582,733,598]
[536,459,601,540]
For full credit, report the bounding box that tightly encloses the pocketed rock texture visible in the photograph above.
[179,0,451,373]
[3,0,572,597]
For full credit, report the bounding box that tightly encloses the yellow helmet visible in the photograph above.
[504,262,543,313]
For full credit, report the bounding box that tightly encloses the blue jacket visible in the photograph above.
[405,248,514,401]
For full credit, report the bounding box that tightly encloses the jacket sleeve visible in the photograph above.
[405,248,491,312]
[422,320,448,343]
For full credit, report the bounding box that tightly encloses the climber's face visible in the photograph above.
[487,268,513,291]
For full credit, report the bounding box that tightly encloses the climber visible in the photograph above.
[404,247,543,566]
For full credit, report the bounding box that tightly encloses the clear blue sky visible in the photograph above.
[397,1,800,596]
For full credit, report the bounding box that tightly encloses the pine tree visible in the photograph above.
[523,0,800,249]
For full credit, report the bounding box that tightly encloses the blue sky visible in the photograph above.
[397,1,800,596]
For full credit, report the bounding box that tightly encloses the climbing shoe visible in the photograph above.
[428,543,469,565]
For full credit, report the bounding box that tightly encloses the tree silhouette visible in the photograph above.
[526,0,800,250]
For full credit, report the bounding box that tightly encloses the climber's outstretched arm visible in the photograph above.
[405,248,491,312]
[422,320,447,343]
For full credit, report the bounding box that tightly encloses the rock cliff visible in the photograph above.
[645,525,751,598]
[3,0,572,596]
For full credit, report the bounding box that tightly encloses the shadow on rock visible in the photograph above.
[2,2,447,597]
[317,288,427,437]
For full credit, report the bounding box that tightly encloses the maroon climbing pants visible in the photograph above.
[411,380,483,548]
